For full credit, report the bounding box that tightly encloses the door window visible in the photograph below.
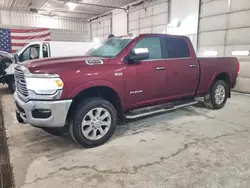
[163,37,190,59]
[21,47,30,62]
[19,45,40,62]
[133,37,162,60]
[30,46,39,59]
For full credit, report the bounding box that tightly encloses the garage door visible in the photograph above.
[128,0,169,34]
[90,14,112,42]
[197,0,250,93]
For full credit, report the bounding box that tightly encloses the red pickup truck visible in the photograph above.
[14,34,239,147]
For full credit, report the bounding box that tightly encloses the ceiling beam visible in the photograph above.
[10,0,18,10]
[30,8,100,16]
[76,1,127,11]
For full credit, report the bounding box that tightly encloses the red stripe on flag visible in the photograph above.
[11,33,51,40]
[11,43,27,47]
[11,28,49,33]
[12,50,17,53]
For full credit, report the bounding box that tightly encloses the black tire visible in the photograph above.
[8,76,15,94]
[42,127,68,136]
[70,97,117,148]
[16,111,24,123]
[204,80,229,109]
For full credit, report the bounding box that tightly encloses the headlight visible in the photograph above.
[25,76,64,95]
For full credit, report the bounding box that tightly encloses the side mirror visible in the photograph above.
[129,48,149,63]
[14,54,19,63]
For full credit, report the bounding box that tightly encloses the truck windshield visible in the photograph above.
[85,37,132,58]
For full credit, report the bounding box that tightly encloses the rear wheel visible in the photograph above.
[70,98,117,147]
[204,80,229,109]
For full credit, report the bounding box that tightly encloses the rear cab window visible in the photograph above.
[163,37,190,59]
[42,44,49,58]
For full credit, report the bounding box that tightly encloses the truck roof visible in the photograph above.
[117,33,190,40]
[27,41,93,45]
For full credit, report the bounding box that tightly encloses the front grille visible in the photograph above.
[14,66,28,97]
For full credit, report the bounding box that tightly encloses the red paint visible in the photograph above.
[25,34,239,112]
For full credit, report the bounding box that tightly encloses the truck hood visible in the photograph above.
[23,56,109,74]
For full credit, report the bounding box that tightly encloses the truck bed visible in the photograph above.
[196,57,239,96]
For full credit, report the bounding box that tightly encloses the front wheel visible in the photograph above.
[204,80,229,109]
[16,111,24,123]
[70,98,117,147]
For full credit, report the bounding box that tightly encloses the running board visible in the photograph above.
[125,100,198,119]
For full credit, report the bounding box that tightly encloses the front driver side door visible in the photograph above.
[124,36,168,109]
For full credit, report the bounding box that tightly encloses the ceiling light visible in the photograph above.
[232,50,249,56]
[66,2,78,11]
[204,50,218,56]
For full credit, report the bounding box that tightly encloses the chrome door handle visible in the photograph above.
[156,66,165,70]
[189,64,197,68]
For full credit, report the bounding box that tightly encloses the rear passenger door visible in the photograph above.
[163,37,199,98]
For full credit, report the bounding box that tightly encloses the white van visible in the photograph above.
[16,41,95,62]
[4,41,95,92]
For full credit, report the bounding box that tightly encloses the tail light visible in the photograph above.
[237,61,240,76]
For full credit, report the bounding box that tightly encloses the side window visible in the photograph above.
[164,37,190,59]
[133,37,162,60]
[42,44,48,58]
[20,47,30,62]
[19,45,40,62]
[30,45,40,59]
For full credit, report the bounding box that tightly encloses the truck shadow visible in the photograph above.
[0,86,208,150]
[0,86,10,96]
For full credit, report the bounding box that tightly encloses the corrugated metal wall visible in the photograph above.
[90,14,112,41]
[0,10,90,42]
[198,0,250,93]
[168,0,199,50]
[89,0,169,39]
[112,9,128,36]
[129,0,169,34]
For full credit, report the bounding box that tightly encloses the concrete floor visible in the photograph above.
[1,86,250,188]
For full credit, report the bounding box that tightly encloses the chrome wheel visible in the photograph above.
[81,107,111,140]
[214,84,225,105]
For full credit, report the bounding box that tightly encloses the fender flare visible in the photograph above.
[208,72,231,89]
[67,80,124,106]
[207,72,217,91]
[207,72,231,97]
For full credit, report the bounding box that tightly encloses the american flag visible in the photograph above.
[0,28,51,53]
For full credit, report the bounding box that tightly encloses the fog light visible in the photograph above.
[32,109,51,119]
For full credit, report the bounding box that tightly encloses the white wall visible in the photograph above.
[168,0,200,50]
[92,0,169,38]
[128,0,169,34]
[93,0,200,48]
[198,0,250,93]
[112,9,128,36]
[50,29,90,42]
[0,10,90,42]
[90,14,111,42]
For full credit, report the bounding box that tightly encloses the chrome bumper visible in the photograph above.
[14,92,72,128]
